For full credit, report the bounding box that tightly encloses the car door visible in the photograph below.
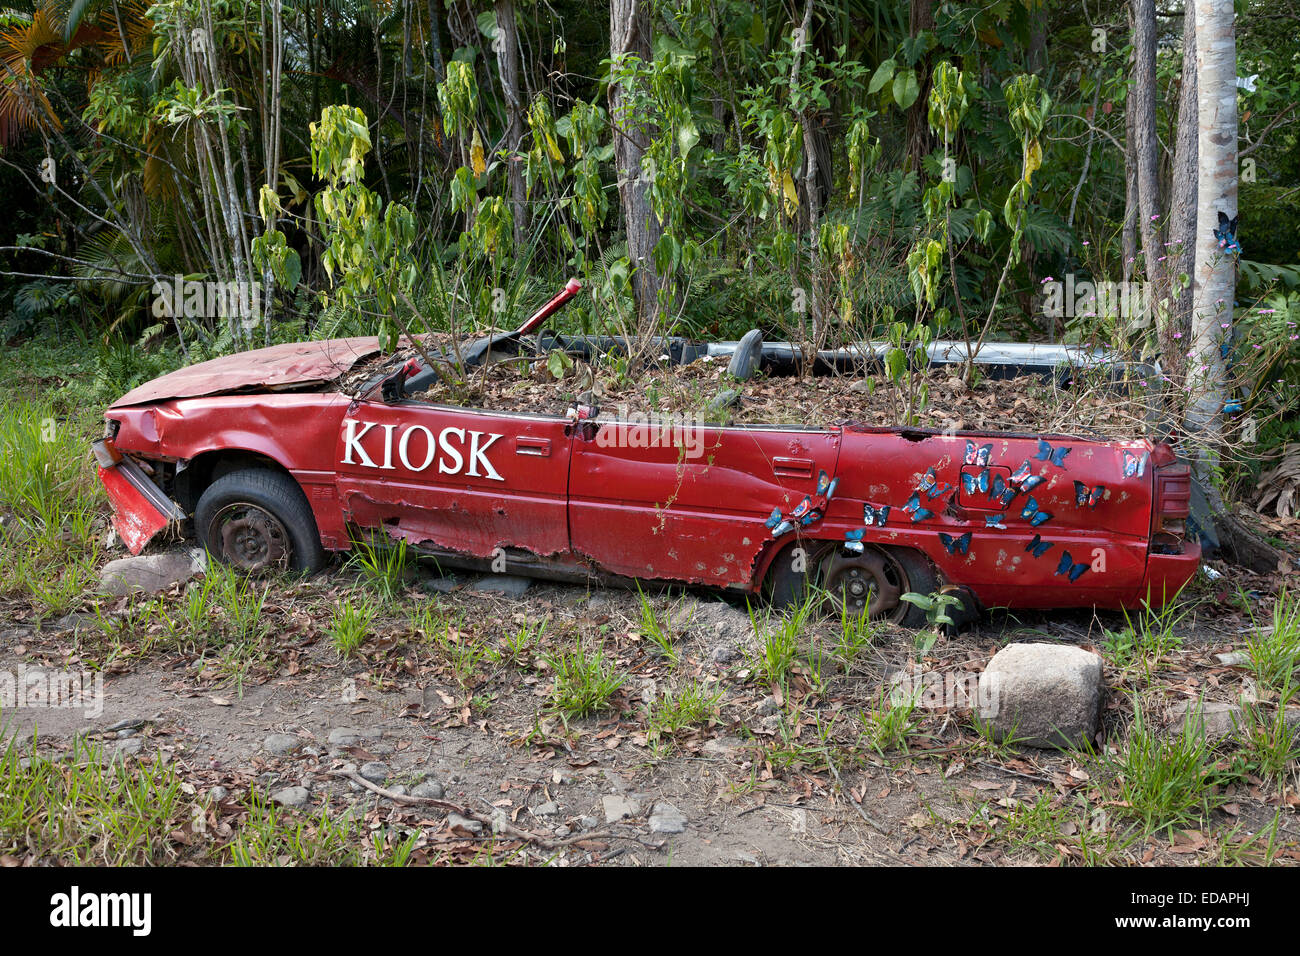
[567,418,842,588]
[334,398,572,560]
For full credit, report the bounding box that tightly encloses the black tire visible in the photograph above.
[195,468,326,574]
[767,540,938,628]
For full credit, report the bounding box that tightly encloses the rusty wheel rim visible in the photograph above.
[821,547,908,622]
[211,504,289,573]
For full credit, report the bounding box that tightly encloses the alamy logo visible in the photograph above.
[595,404,705,460]
[1040,275,1152,326]
[152,274,263,327]
[49,887,151,936]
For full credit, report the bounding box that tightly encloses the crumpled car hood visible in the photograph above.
[109,336,384,408]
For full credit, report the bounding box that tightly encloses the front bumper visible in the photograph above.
[93,440,185,554]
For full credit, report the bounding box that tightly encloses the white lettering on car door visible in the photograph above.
[438,427,465,475]
[341,419,377,467]
[398,424,437,471]
[343,420,506,480]
[468,431,504,481]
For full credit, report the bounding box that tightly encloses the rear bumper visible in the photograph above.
[93,440,185,554]
[1136,539,1202,608]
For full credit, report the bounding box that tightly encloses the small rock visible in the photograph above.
[849,379,872,394]
[263,733,303,756]
[711,646,741,665]
[555,825,571,838]
[100,552,202,596]
[271,786,310,809]
[359,761,390,784]
[703,736,742,756]
[388,785,408,797]
[447,813,483,835]
[727,329,764,381]
[602,794,639,824]
[412,779,445,800]
[491,809,509,834]
[115,737,143,757]
[326,727,376,746]
[534,801,559,817]
[1169,700,1243,741]
[978,643,1104,749]
[649,802,687,835]
[580,816,599,831]
[422,574,461,594]
[49,612,98,634]
[551,769,574,786]
[1215,651,1249,667]
[756,696,780,716]
[208,786,229,803]
[115,729,136,739]
[470,575,533,598]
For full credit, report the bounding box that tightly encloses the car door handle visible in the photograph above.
[772,457,814,478]
[515,436,551,457]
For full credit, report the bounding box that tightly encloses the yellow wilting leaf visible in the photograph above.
[470,128,487,177]
[781,170,799,217]
[1023,138,1042,184]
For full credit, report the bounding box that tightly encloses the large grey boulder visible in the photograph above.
[100,551,204,596]
[978,643,1104,749]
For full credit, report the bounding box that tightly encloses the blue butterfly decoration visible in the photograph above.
[964,441,993,466]
[961,472,977,495]
[816,470,839,499]
[843,528,865,554]
[765,507,796,538]
[911,507,934,523]
[904,493,922,513]
[1214,211,1242,256]
[978,468,990,494]
[1034,439,1071,468]
[790,496,815,520]
[939,531,972,555]
[1019,474,1045,494]
[1122,450,1149,478]
[1055,550,1089,582]
[990,476,1017,508]
[984,514,1007,529]
[1021,497,1053,527]
[1074,480,1105,508]
[863,504,890,527]
[1010,459,1033,483]
[918,467,937,494]
[926,482,951,500]
[1025,534,1053,558]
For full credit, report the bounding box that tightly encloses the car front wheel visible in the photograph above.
[195,468,326,574]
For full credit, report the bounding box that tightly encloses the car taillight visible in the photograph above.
[1151,455,1191,554]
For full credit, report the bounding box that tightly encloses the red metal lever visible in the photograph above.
[515,278,583,337]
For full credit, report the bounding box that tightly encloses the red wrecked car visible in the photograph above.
[94,281,1199,626]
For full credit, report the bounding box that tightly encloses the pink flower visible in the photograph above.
[1041,276,1054,283]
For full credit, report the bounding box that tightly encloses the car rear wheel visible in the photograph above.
[195,468,326,574]
[767,540,936,627]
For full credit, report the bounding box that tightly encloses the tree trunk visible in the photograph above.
[1165,5,1198,380]
[493,0,527,248]
[609,0,665,331]
[1130,0,1165,295]
[904,0,934,172]
[1185,0,1237,514]
[1123,84,1138,286]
